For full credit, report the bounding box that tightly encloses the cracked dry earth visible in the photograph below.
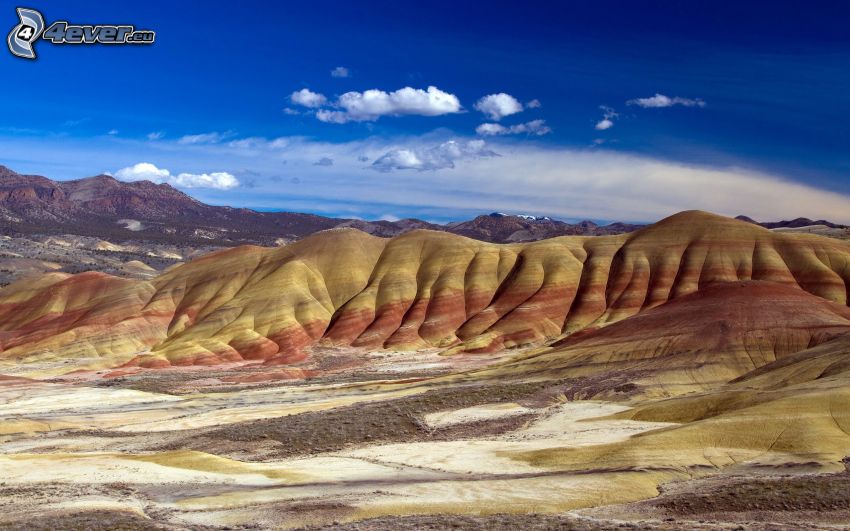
[0,353,849,530]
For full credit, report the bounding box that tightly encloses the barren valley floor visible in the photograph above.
[1,351,848,530]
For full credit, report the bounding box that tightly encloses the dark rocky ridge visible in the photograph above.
[0,165,641,245]
[736,214,847,229]
[0,165,341,245]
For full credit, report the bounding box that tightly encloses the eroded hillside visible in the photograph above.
[1,210,849,379]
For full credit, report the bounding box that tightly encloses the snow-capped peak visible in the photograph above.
[489,212,552,222]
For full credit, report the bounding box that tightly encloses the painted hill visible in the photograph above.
[513,327,850,480]
[491,280,850,395]
[1,211,849,377]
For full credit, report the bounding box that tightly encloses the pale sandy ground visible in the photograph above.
[341,402,675,475]
[0,367,686,529]
[423,402,535,429]
[0,372,423,434]
[2,360,836,530]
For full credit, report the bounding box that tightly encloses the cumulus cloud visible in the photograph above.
[627,93,706,108]
[330,66,349,78]
[314,110,348,124]
[169,172,240,189]
[114,162,239,190]
[595,119,614,130]
[291,88,328,108]
[475,123,506,136]
[178,131,233,145]
[476,119,551,136]
[313,157,334,166]
[115,162,169,182]
[594,106,618,130]
[146,131,164,141]
[315,86,462,123]
[474,93,523,120]
[282,107,301,115]
[526,99,542,109]
[372,139,498,172]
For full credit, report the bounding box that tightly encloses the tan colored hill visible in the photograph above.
[515,329,850,482]
[484,280,850,396]
[1,211,849,375]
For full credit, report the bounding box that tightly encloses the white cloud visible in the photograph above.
[372,139,498,172]
[526,99,542,109]
[114,162,239,190]
[627,93,706,108]
[330,66,349,78]
[177,131,232,145]
[170,172,239,190]
[146,131,164,141]
[476,123,507,135]
[508,120,550,135]
[315,86,462,123]
[474,93,523,120]
[291,88,328,108]
[107,129,119,136]
[476,119,551,136]
[114,162,170,182]
[314,109,349,124]
[282,107,301,115]
[594,106,618,130]
[595,119,614,130]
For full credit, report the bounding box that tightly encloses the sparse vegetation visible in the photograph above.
[153,381,557,459]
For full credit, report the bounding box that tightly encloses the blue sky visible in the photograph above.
[2,0,850,223]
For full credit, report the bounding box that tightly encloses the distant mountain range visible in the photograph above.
[0,166,643,244]
[735,215,847,230]
[445,212,642,242]
[0,166,843,245]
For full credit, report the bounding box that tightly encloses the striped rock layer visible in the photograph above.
[1,210,850,372]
